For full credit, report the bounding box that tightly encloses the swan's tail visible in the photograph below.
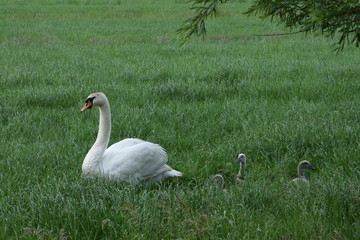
[162,164,183,178]
[148,168,183,182]
[166,169,184,178]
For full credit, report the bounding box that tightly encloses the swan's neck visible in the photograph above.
[94,103,111,149]
[82,101,111,175]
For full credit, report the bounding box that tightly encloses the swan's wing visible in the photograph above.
[106,138,145,151]
[102,142,168,181]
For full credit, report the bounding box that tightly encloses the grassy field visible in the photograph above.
[1,0,360,239]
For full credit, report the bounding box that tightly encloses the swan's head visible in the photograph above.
[235,153,246,164]
[80,92,108,112]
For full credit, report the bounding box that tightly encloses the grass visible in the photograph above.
[1,0,360,239]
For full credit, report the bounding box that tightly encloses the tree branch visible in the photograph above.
[178,0,360,51]
[177,0,228,46]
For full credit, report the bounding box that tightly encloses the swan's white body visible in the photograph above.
[81,92,183,182]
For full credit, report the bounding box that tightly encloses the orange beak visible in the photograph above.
[80,101,93,112]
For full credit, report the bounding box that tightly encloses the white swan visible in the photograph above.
[80,92,183,182]
[235,153,246,184]
[291,160,316,183]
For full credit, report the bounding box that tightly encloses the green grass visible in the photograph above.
[1,0,359,239]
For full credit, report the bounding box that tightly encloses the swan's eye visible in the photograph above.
[85,96,96,104]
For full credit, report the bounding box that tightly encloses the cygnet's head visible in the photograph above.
[298,160,316,171]
[297,160,316,177]
[80,92,108,112]
[235,153,247,164]
[210,174,224,188]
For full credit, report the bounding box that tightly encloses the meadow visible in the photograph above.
[1,0,359,239]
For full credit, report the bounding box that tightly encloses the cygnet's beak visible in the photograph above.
[235,158,241,163]
[309,165,316,170]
